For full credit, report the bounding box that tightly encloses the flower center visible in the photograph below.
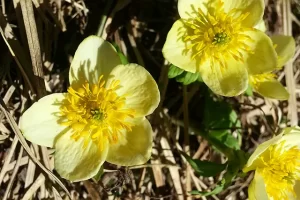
[212,32,231,45]
[58,75,135,150]
[91,108,106,121]
[182,0,254,68]
[258,141,300,199]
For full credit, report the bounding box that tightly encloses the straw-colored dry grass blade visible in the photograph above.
[0,97,71,198]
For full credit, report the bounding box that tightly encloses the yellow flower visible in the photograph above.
[162,0,278,96]
[243,127,300,200]
[249,35,295,100]
[20,36,160,181]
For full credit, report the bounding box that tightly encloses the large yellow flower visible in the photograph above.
[243,127,300,200]
[249,34,295,100]
[20,36,160,181]
[162,0,277,96]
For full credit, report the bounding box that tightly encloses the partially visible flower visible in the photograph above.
[162,0,277,96]
[243,127,300,200]
[20,36,160,181]
[249,35,295,100]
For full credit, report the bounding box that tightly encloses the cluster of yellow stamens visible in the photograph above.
[258,141,300,199]
[249,73,275,89]
[58,75,135,150]
[182,0,254,69]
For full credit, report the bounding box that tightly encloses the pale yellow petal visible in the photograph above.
[20,93,66,148]
[243,134,283,172]
[254,79,289,100]
[223,0,264,27]
[107,64,160,117]
[54,131,108,182]
[281,126,300,136]
[199,57,248,97]
[245,30,278,75]
[69,35,121,86]
[178,0,208,19]
[271,35,296,67]
[248,172,268,200]
[280,130,300,149]
[106,118,152,166]
[162,20,197,73]
[254,20,266,32]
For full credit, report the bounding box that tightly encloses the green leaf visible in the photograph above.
[111,42,129,65]
[167,64,201,85]
[181,151,227,177]
[118,53,129,65]
[168,64,184,78]
[202,93,241,150]
[190,179,225,196]
[245,85,253,96]
[176,71,200,85]
[190,150,248,197]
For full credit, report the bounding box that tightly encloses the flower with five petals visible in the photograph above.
[20,36,160,181]
[163,0,277,96]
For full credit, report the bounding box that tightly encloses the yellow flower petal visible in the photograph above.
[254,79,289,100]
[254,20,266,32]
[69,35,121,86]
[271,35,296,67]
[199,57,248,96]
[223,0,264,27]
[20,93,66,148]
[177,0,208,19]
[162,20,197,73]
[248,172,268,200]
[106,118,152,166]
[54,130,108,182]
[107,64,160,117]
[280,128,300,148]
[245,30,278,75]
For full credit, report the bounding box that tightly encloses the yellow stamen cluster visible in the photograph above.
[182,0,254,69]
[258,142,300,199]
[250,73,275,89]
[58,75,135,150]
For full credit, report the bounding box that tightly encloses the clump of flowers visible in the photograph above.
[243,127,300,200]
[249,35,295,100]
[20,36,160,181]
[163,0,277,96]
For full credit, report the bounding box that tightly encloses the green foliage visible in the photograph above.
[112,42,129,65]
[181,151,226,177]
[168,64,184,78]
[190,150,249,196]
[168,64,201,85]
[202,94,241,151]
[184,90,247,197]
[245,85,253,96]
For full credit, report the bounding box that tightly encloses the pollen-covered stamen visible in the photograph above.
[58,75,135,150]
[258,141,300,199]
[182,0,254,69]
[250,73,276,90]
